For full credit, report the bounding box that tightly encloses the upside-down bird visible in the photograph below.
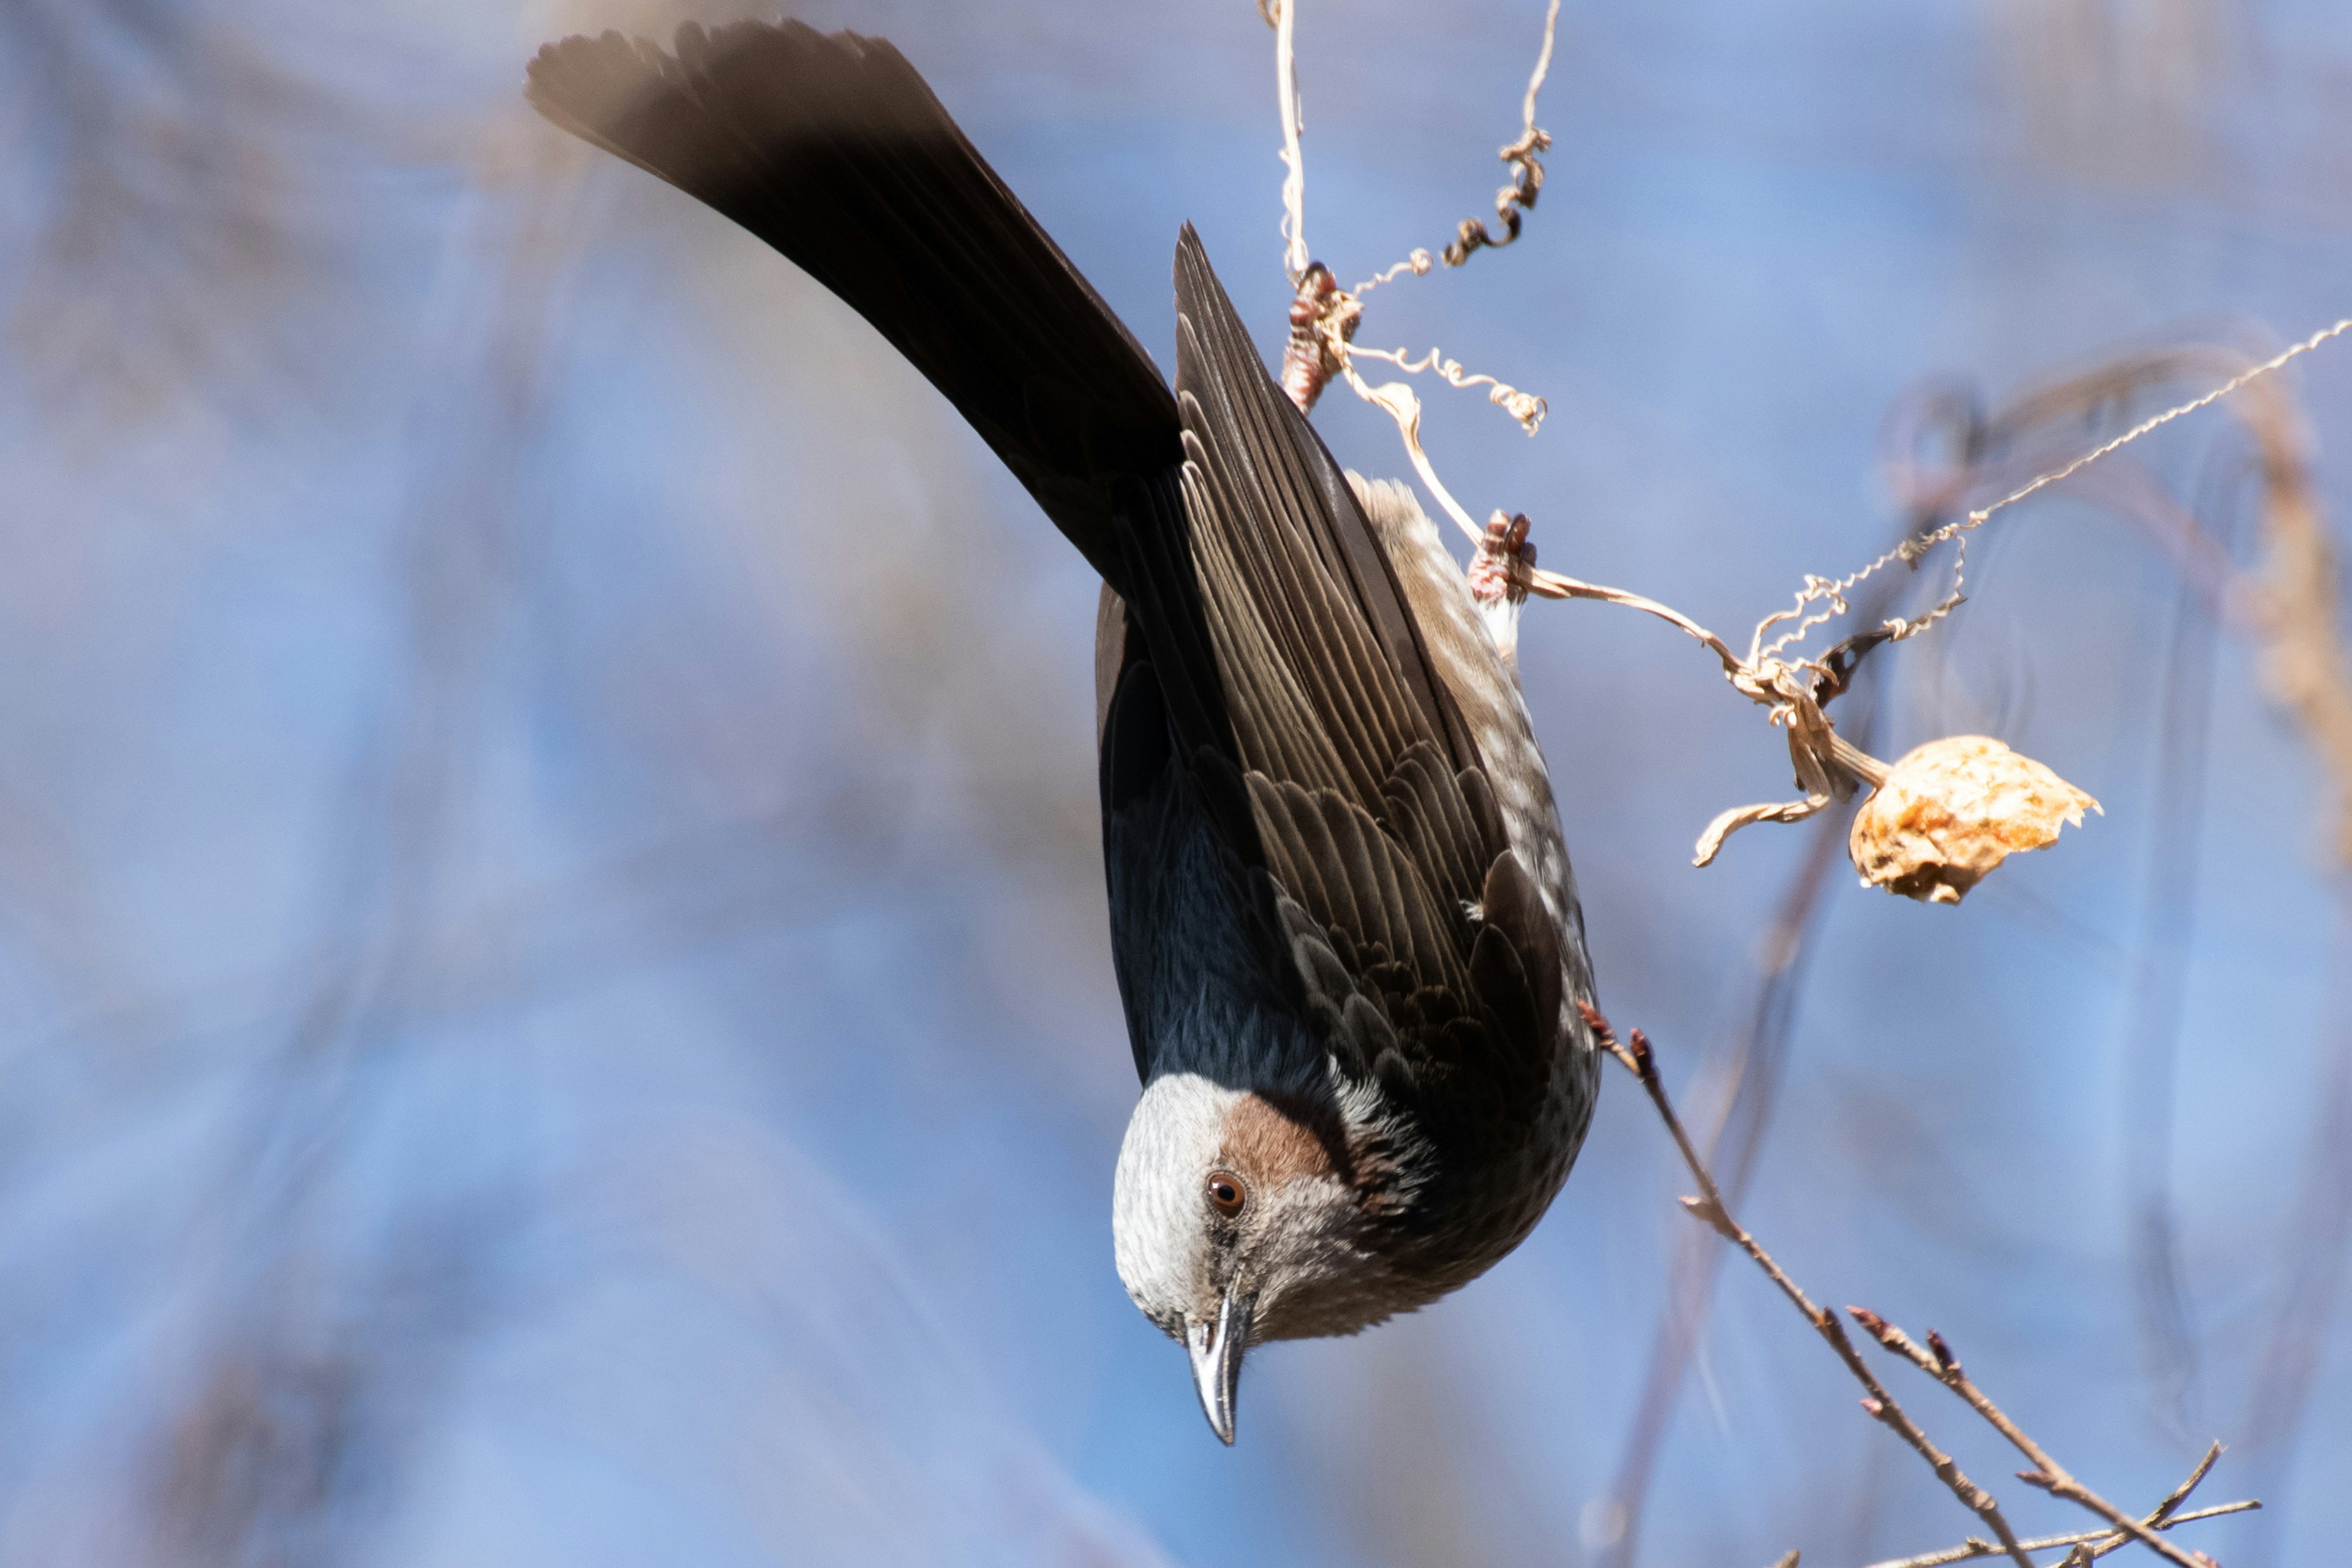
[526,18,1599,1444]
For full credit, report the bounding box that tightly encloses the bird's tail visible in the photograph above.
[525,21,1178,586]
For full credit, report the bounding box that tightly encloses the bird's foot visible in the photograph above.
[1468,511,1537,677]
[1466,511,1537,608]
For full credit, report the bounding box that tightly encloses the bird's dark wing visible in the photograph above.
[524,20,1177,589]
[526,23,1567,1147]
[1142,228,1564,1147]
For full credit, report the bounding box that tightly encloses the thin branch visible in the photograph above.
[1862,1502,2258,1568]
[1845,1318,2224,1567]
[1587,1000,2264,1568]
[1579,1005,2040,1568]
[1597,775,1869,1568]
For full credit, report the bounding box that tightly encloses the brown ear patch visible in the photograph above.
[1219,1092,1343,1185]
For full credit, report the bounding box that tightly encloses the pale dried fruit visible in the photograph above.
[1849,736,2100,905]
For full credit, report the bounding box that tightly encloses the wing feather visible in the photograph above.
[525,21,1178,586]
[1166,227,1561,1135]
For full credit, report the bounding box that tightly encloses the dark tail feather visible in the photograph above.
[525,21,1177,587]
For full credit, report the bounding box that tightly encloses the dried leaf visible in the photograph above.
[1849,736,2100,904]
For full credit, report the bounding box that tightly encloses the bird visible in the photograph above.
[524,17,1599,1444]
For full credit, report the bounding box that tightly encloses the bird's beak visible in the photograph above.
[1185,1287,1253,1444]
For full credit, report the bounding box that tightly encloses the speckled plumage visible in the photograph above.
[526,17,1599,1441]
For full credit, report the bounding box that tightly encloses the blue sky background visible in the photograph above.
[2,1,2350,1564]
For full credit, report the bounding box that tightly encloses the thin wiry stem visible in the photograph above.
[1438,0,1560,266]
[1344,341,1547,433]
[1968,320,2351,530]
[1752,318,2352,679]
[1265,0,1309,284]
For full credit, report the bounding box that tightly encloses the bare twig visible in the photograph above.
[1580,1004,2040,1568]
[1969,320,2349,535]
[1731,322,2352,728]
[1588,1000,2264,1568]
[1596,776,1868,1568]
[1863,1502,2258,1568]
[1773,318,2352,669]
[1845,1316,2225,1567]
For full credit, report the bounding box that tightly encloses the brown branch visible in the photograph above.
[1845,1316,2226,1567]
[1580,1004,2040,1568]
[1596,786,1861,1568]
[1860,1443,2255,1568]
[1863,1502,2258,1568]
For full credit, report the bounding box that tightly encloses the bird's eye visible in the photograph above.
[1205,1171,1248,1217]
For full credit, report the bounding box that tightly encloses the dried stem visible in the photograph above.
[1439,0,1561,267]
[1337,360,1491,540]
[1345,341,1547,433]
[1265,0,1309,284]
[1261,0,2352,875]
[1579,1003,2040,1568]
[1270,0,1557,435]
[1526,568,1743,673]
[1599,737,1877,1568]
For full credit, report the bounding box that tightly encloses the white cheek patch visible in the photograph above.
[1111,1073,1243,1327]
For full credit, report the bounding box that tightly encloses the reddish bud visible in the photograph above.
[1627,1028,1656,1077]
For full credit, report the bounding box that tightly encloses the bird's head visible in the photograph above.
[1112,1070,1419,1443]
